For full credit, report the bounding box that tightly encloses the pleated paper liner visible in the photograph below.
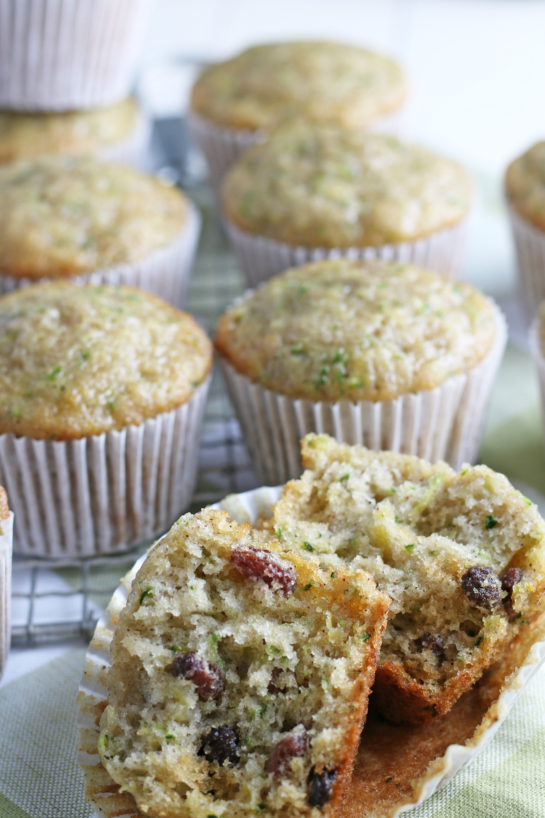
[0,203,201,309]
[508,204,545,315]
[1,378,210,557]
[77,485,545,818]
[0,511,13,678]
[187,108,405,192]
[0,0,149,110]
[219,304,507,485]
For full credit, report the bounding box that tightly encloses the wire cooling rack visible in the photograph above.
[10,118,260,646]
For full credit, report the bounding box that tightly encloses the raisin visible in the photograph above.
[265,729,309,775]
[199,726,239,765]
[461,566,501,610]
[169,653,224,700]
[308,767,337,807]
[414,632,446,663]
[230,545,297,595]
[501,566,523,617]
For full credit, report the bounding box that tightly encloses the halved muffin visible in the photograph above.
[98,508,390,817]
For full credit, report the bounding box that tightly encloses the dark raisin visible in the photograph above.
[199,726,239,765]
[501,566,523,617]
[308,767,337,807]
[169,653,224,700]
[268,667,284,694]
[414,632,446,663]
[461,566,501,610]
[230,545,297,595]
[265,729,309,774]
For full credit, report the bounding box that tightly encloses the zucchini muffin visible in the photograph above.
[0,0,148,110]
[215,260,506,483]
[97,509,389,817]
[0,98,149,167]
[221,123,472,284]
[0,155,199,306]
[189,41,407,186]
[271,434,545,724]
[0,486,12,679]
[505,141,545,311]
[0,282,213,555]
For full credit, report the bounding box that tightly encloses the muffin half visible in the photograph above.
[215,260,506,483]
[0,282,212,555]
[189,41,407,186]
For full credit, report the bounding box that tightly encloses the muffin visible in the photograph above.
[221,122,472,285]
[0,98,150,167]
[96,508,389,817]
[271,433,545,724]
[0,0,148,110]
[215,260,506,484]
[188,41,407,187]
[505,141,545,311]
[0,155,199,306]
[0,282,213,556]
[0,486,12,679]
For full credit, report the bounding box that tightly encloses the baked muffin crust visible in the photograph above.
[0,98,139,164]
[215,260,497,402]
[222,124,471,247]
[191,41,406,132]
[505,141,545,231]
[0,156,187,279]
[0,283,212,440]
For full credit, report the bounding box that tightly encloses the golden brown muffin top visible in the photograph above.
[0,156,187,279]
[0,283,212,440]
[0,486,8,521]
[215,260,497,402]
[222,123,471,247]
[191,41,406,131]
[505,141,545,231]
[0,98,139,164]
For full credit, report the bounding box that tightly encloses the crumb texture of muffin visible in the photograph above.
[191,41,406,132]
[505,141,545,231]
[98,508,389,817]
[216,260,497,402]
[0,156,187,279]
[271,434,545,724]
[0,283,212,440]
[221,124,471,248]
[0,99,140,164]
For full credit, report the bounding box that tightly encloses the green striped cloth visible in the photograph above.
[2,192,545,817]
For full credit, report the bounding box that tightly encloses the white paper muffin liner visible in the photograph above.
[77,484,545,818]
[224,216,469,287]
[98,108,151,169]
[507,204,545,314]
[0,0,149,110]
[0,378,210,558]
[219,304,506,485]
[0,511,13,679]
[0,202,201,309]
[187,108,405,192]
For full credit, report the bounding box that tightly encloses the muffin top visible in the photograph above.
[0,283,212,440]
[505,141,545,231]
[0,486,8,522]
[215,260,497,402]
[191,41,406,131]
[222,124,471,247]
[0,98,139,164]
[0,156,188,279]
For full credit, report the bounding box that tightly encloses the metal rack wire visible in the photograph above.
[11,118,260,646]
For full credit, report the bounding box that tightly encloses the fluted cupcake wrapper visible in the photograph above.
[99,108,152,169]
[219,305,506,485]
[0,0,149,110]
[0,203,201,309]
[0,511,13,678]
[507,204,545,314]
[224,216,469,287]
[530,320,545,445]
[187,108,405,192]
[0,379,210,557]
